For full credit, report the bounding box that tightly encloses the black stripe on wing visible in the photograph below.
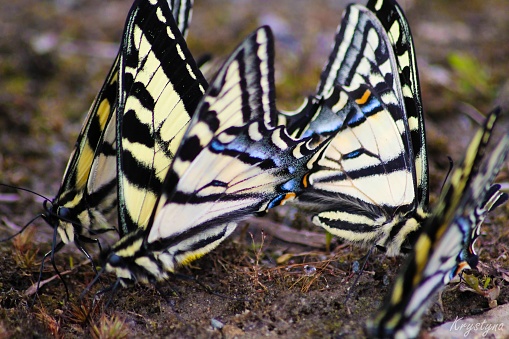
[169,0,193,38]
[304,82,415,224]
[290,2,428,255]
[49,0,196,241]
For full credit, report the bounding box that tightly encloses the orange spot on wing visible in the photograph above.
[454,262,471,277]
[302,173,310,188]
[281,192,296,205]
[355,89,371,105]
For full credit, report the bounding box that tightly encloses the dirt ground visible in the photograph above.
[1,0,509,338]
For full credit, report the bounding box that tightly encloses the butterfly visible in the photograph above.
[282,0,432,256]
[94,0,330,286]
[366,107,509,338]
[28,0,198,291]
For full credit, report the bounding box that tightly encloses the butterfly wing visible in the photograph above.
[116,0,207,237]
[366,0,428,208]
[51,56,119,244]
[295,4,422,255]
[105,26,330,284]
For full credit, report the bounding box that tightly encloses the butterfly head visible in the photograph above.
[101,250,137,287]
[100,228,165,286]
[41,199,79,244]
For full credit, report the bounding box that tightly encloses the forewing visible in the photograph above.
[52,0,195,240]
[116,0,207,236]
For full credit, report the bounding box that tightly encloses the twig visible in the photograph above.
[246,218,325,248]
[25,260,91,296]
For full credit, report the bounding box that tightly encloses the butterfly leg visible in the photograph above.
[74,234,104,275]
[345,245,375,303]
[32,236,68,305]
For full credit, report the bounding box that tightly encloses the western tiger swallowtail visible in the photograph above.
[15,0,198,292]
[285,0,432,256]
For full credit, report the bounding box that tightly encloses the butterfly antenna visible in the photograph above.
[1,182,55,242]
[345,245,374,304]
[0,213,45,241]
[0,183,52,202]
[440,156,454,193]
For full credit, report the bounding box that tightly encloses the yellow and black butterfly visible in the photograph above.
[366,108,509,338]
[21,0,199,290]
[86,0,330,286]
[284,0,433,256]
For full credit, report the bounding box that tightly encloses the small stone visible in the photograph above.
[211,318,224,330]
[303,265,316,276]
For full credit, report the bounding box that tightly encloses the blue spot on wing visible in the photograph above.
[210,140,225,152]
[343,150,362,160]
[346,108,366,126]
[361,95,382,114]
[267,195,285,209]
[281,178,300,192]
[210,180,227,187]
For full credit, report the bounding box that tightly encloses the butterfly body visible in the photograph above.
[366,96,509,339]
